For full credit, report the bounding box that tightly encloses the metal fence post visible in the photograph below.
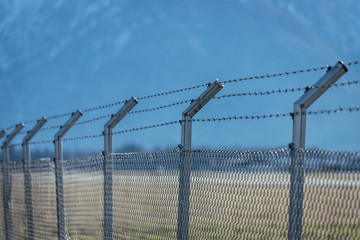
[0,129,6,240]
[54,110,82,240]
[288,61,347,240]
[22,117,47,240]
[1,123,24,240]
[103,97,138,240]
[177,80,223,240]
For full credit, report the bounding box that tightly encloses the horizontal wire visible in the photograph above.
[7,105,358,147]
[5,61,358,131]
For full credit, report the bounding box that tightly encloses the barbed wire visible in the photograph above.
[192,106,360,122]
[6,105,357,147]
[307,106,360,115]
[191,113,292,122]
[2,60,358,131]
[129,80,359,115]
[11,79,360,136]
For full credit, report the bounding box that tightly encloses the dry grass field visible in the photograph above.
[1,171,359,239]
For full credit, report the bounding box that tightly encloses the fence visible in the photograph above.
[0,147,359,239]
[1,60,360,239]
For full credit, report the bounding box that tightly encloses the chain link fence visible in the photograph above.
[0,147,359,239]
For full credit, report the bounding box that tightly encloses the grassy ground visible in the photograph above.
[1,171,359,239]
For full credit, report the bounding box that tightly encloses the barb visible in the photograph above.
[345,60,359,66]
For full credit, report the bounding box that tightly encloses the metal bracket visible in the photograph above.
[23,117,47,146]
[292,61,348,148]
[55,110,82,141]
[2,123,24,149]
[182,79,224,118]
[104,97,138,154]
[181,79,224,148]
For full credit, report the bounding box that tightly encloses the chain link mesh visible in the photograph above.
[62,154,105,239]
[112,149,180,239]
[9,161,28,239]
[0,147,359,239]
[30,159,57,240]
[185,148,291,239]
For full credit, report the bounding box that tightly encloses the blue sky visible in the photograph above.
[0,0,359,155]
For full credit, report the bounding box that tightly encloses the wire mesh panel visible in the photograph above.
[301,149,360,239]
[30,158,57,240]
[0,163,5,240]
[62,154,105,240]
[186,148,291,239]
[112,149,180,239]
[9,161,28,239]
[0,147,359,239]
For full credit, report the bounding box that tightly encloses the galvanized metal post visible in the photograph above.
[177,80,223,240]
[288,61,348,240]
[22,117,47,240]
[103,97,138,240]
[54,110,82,240]
[1,123,24,240]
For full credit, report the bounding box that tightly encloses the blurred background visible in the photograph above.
[0,0,359,160]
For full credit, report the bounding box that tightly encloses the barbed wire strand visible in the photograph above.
[3,60,359,131]
[215,80,359,99]
[222,60,358,84]
[7,105,357,147]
